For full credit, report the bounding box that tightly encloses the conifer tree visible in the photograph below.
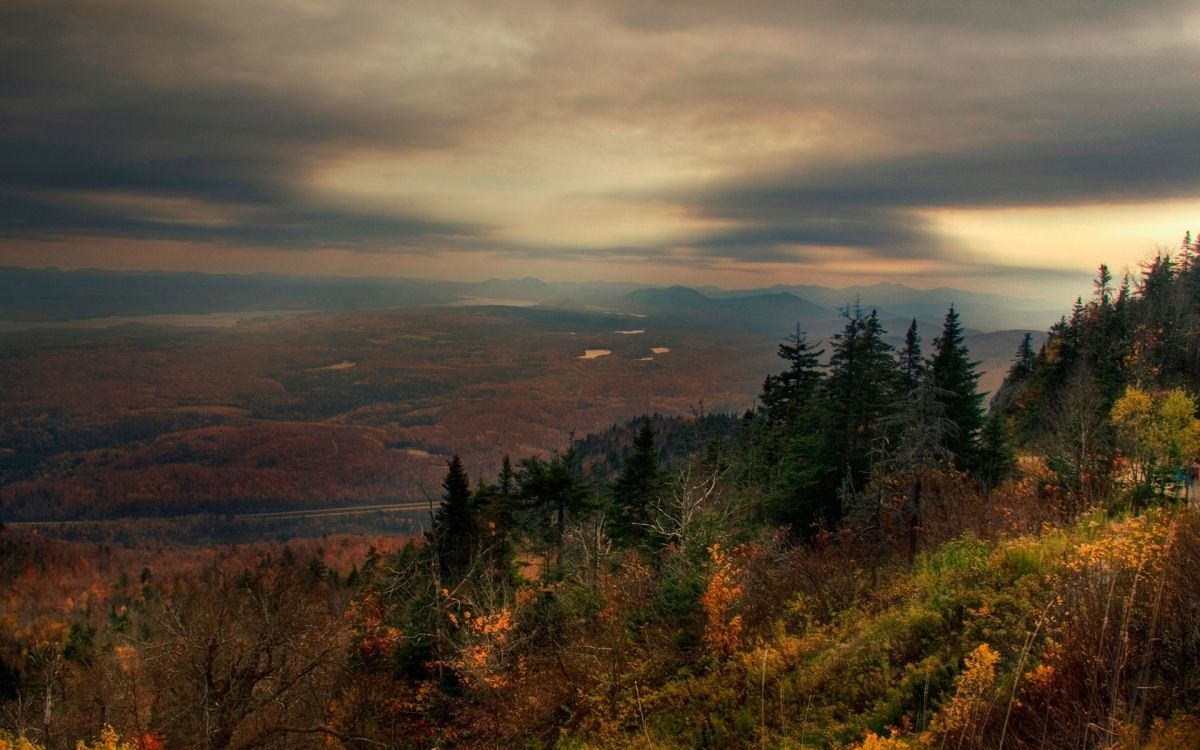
[820,305,902,521]
[899,318,923,394]
[761,325,824,424]
[515,446,594,572]
[928,305,984,466]
[493,454,518,534]
[609,415,665,548]
[1094,264,1113,309]
[431,454,475,580]
[470,476,517,588]
[976,412,1017,490]
[499,454,514,498]
[1007,332,1035,381]
[1116,274,1131,310]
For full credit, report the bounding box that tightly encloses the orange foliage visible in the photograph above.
[930,643,1000,744]
[701,543,745,658]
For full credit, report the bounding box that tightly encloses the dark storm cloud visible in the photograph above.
[0,0,488,248]
[678,119,1200,262]
[606,0,1199,33]
[709,122,1200,213]
[679,211,946,263]
[0,0,1198,273]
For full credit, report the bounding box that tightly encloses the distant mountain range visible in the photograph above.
[0,267,1066,333]
[620,286,829,330]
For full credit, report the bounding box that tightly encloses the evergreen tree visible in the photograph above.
[431,454,475,580]
[899,318,923,394]
[820,305,902,523]
[515,446,594,573]
[1136,254,1184,380]
[976,412,1017,490]
[1094,264,1113,309]
[499,454,514,498]
[1007,332,1035,381]
[928,305,985,466]
[609,415,665,548]
[1070,296,1084,327]
[1115,274,1131,310]
[761,325,824,424]
[470,477,517,588]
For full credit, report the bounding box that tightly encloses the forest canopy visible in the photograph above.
[4,235,1200,748]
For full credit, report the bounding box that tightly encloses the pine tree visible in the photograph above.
[1094,264,1113,309]
[899,318,924,394]
[1116,274,1131,310]
[976,412,1017,490]
[470,476,517,588]
[609,416,665,548]
[928,305,985,466]
[431,454,475,580]
[515,446,594,572]
[761,325,824,424]
[499,454,514,498]
[1007,332,1035,381]
[821,305,902,522]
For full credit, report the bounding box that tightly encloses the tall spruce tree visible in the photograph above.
[928,305,985,466]
[432,454,475,580]
[609,415,665,548]
[1094,264,1113,309]
[899,318,924,394]
[1009,332,1035,380]
[761,325,824,424]
[499,454,514,498]
[976,412,1017,490]
[821,305,902,521]
[515,446,593,572]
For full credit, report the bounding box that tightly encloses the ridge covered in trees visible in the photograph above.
[5,236,1200,748]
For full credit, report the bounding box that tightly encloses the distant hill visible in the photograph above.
[625,285,714,311]
[470,276,560,301]
[710,281,1065,331]
[621,285,830,332]
[0,267,1062,334]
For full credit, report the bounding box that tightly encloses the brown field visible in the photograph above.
[0,306,779,521]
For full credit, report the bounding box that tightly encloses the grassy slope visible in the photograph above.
[561,504,1200,749]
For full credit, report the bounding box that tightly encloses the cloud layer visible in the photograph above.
[2,0,1198,291]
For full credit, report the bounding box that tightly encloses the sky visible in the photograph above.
[2,0,1199,301]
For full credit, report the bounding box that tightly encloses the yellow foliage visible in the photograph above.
[931,643,1000,741]
[1112,385,1200,485]
[1066,511,1171,577]
[851,730,917,749]
[0,732,46,750]
[1181,421,1200,464]
[74,726,137,750]
[1023,662,1056,692]
[1111,385,1154,433]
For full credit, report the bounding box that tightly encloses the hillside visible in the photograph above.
[4,241,1200,748]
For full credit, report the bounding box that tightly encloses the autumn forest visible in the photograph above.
[3,237,1200,748]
